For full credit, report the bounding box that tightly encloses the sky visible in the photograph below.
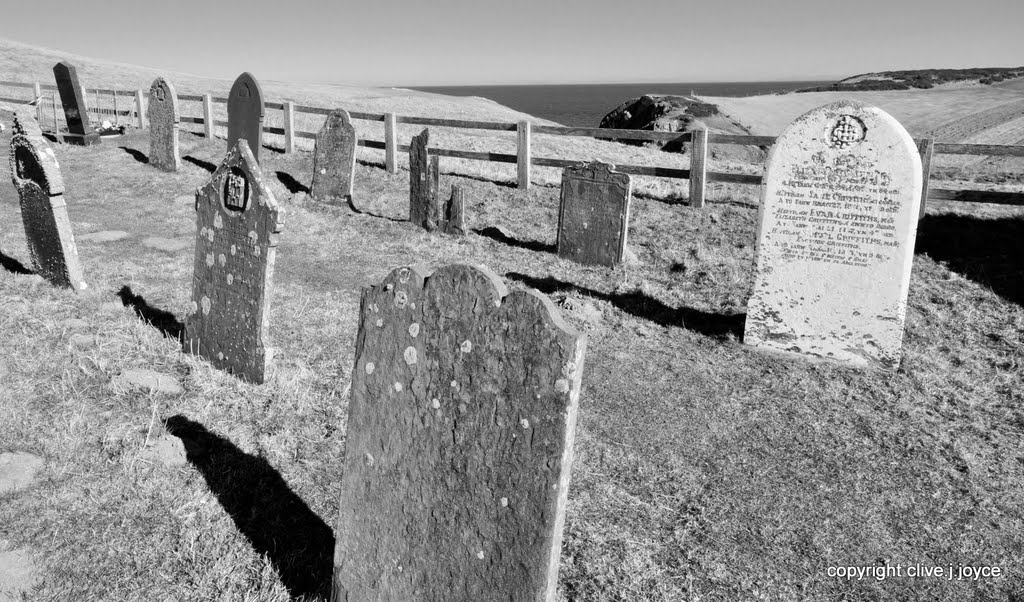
[3,0,1024,86]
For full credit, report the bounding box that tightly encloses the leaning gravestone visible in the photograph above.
[227,72,265,163]
[52,61,100,146]
[8,113,88,291]
[744,100,922,368]
[310,109,357,203]
[408,128,440,230]
[147,77,180,171]
[334,264,586,602]
[557,162,632,267]
[183,139,284,383]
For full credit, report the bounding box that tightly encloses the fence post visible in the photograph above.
[688,126,708,208]
[52,92,58,131]
[135,89,146,129]
[33,82,41,121]
[916,137,934,220]
[112,91,119,126]
[203,94,214,139]
[385,112,397,174]
[284,101,295,153]
[517,120,531,190]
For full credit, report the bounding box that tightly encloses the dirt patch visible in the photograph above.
[0,452,43,495]
[77,230,130,243]
[0,546,37,601]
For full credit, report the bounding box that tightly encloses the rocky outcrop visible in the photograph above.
[600,94,765,163]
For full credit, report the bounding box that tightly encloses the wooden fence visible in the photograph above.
[4,79,1024,212]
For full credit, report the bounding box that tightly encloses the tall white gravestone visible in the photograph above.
[744,100,922,368]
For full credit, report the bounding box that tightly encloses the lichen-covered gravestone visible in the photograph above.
[440,184,466,235]
[183,139,284,383]
[557,162,632,267]
[744,100,922,368]
[310,109,357,203]
[408,128,440,230]
[52,60,100,146]
[227,72,265,163]
[147,77,180,171]
[8,112,87,291]
[333,264,587,602]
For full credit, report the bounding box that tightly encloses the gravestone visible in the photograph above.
[333,264,586,602]
[310,109,357,203]
[8,113,87,291]
[744,100,922,368]
[227,72,265,163]
[183,139,284,383]
[440,184,466,235]
[52,61,100,146]
[408,128,440,230]
[557,162,632,266]
[147,77,180,171]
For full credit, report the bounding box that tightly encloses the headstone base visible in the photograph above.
[60,132,102,146]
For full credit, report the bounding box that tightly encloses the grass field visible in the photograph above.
[2,39,1024,602]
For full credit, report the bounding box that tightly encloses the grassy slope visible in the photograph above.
[1,41,1024,601]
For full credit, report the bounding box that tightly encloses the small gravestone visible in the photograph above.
[557,162,632,267]
[227,72,265,163]
[52,61,100,146]
[333,264,586,602]
[440,185,466,235]
[408,128,440,230]
[744,100,922,368]
[183,139,284,383]
[9,114,87,291]
[310,109,357,203]
[148,77,180,171]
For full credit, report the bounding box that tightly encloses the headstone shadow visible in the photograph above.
[116,285,184,342]
[915,213,1024,306]
[506,271,745,339]
[275,171,309,195]
[118,146,149,165]
[0,250,33,275]
[182,155,217,173]
[474,226,555,253]
[163,415,334,600]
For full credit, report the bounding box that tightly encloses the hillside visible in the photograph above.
[797,66,1024,92]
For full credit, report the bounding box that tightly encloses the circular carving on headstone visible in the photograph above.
[829,115,867,149]
[222,167,250,212]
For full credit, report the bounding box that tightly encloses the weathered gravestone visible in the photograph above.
[744,100,922,368]
[147,77,180,171]
[310,109,357,203]
[52,61,100,146]
[440,184,466,235]
[227,72,265,163]
[557,162,632,267]
[334,264,586,601]
[8,112,87,291]
[408,128,440,230]
[183,139,284,383]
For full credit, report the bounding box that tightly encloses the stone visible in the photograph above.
[183,139,284,384]
[440,185,467,235]
[227,72,265,163]
[744,100,922,368]
[408,128,439,230]
[52,61,100,146]
[77,230,129,243]
[142,237,190,252]
[68,333,95,349]
[11,107,42,138]
[141,433,188,466]
[333,264,586,602]
[310,109,357,204]
[0,452,44,494]
[0,548,37,599]
[557,162,633,267]
[147,77,181,171]
[9,123,88,291]
[113,368,184,395]
[60,317,89,330]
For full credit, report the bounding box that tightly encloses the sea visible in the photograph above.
[408,81,833,127]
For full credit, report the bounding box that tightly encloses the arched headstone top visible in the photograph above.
[321,108,353,133]
[148,77,180,122]
[10,134,65,197]
[229,72,265,117]
[198,139,281,217]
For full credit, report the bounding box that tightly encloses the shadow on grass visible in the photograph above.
[507,272,745,339]
[0,250,33,275]
[348,202,407,224]
[916,213,1024,306]
[164,415,334,600]
[118,146,149,165]
[116,285,184,342]
[275,171,309,195]
[183,155,217,173]
[475,226,555,253]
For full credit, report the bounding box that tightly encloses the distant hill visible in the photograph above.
[796,67,1024,93]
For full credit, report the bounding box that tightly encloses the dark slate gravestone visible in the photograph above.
[557,162,633,267]
[440,184,466,235]
[227,72,265,164]
[310,109,357,204]
[147,77,180,171]
[9,114,87,291]
[52,61,100,146]
[333,264,587,602]
[183,139,284,384]
[408,128,440,230]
